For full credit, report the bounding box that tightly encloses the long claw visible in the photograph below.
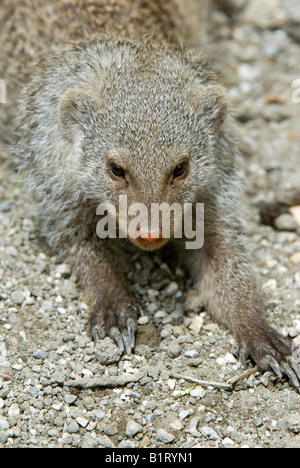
[92,325,105,343]
[121,318,137,355]
[109,327,125,353]
[287,356,300,381]
[266,355,282,379]
[282,362,300,389]
[122,331,132,356]
[127,318,136,350]
[239,348,249,369]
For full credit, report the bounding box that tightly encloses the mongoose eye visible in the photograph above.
[173,162,187,180]
[109,162,126,179]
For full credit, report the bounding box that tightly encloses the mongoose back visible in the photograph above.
[0,0,299,387]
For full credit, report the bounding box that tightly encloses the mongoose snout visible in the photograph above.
[135,225,164,250]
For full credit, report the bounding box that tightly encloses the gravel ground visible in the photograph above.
[0,0,300,448]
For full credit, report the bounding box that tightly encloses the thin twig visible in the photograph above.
[163,366,259,391]
[162,370,232,390]
[226,366,259,387]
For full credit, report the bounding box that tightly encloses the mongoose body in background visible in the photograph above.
[0,0,299,386]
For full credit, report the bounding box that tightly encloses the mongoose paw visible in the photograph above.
[238,328,300,389]
[90,303,139,355]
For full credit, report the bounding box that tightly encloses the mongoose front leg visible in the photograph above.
[184,232,300,388]
[68,237,138,354]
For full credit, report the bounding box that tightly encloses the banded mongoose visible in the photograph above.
[0,0,299,386]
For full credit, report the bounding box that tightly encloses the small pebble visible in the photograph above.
[125,420,143,437]
[290,252,300,265]
[0,432,8,444]
[222,437,235,448]
[167,342,181,358]
[11,290,24,305]
[170,419,184,431]
[290,206,300,225]
[41,300,53,312]
[274,214,298,232]
[167,379,176,390]
[138,316,149,325]
[216,357,226,366]
[76,417,89,428]
[184,349,199,358]
[224,353,237,364]
[0,416,9,431]
[97,435,115,448]
[79,434,96,448]
[8,403,20,417]
[164,281,179,296]
[179,409,194,420]
[64,394,77,405]
[56,263,71,278]
[286,414,300,434]
[32,349,48,360]
[48,428,59,438]
[190,387,206,398]
[156,428,175,444]
[118,440,135,449]
[265,258,278,269]
[188,316,204,334]
[262,43,279,58]
[201,426,220,440]
[148,288,159,297]
[67,421,80,434]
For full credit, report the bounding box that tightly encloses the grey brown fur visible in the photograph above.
[0,0,299,386]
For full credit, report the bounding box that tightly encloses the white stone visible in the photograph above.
[8,403,20,417]
[222,437,235,448]
[156,428,175,444]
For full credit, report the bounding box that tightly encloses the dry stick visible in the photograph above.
[162,370,232,390]
[163,366,259,390]
[226,366,259,387]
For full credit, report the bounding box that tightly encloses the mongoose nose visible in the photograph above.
[136,226,164,248]
[136,237,164,249]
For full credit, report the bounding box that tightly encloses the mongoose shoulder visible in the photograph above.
[0,0,299,387]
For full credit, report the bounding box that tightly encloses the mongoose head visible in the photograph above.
[59,42,228,250]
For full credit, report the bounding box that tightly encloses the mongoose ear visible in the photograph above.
[59,88,97,142]
[192,84,228,131]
